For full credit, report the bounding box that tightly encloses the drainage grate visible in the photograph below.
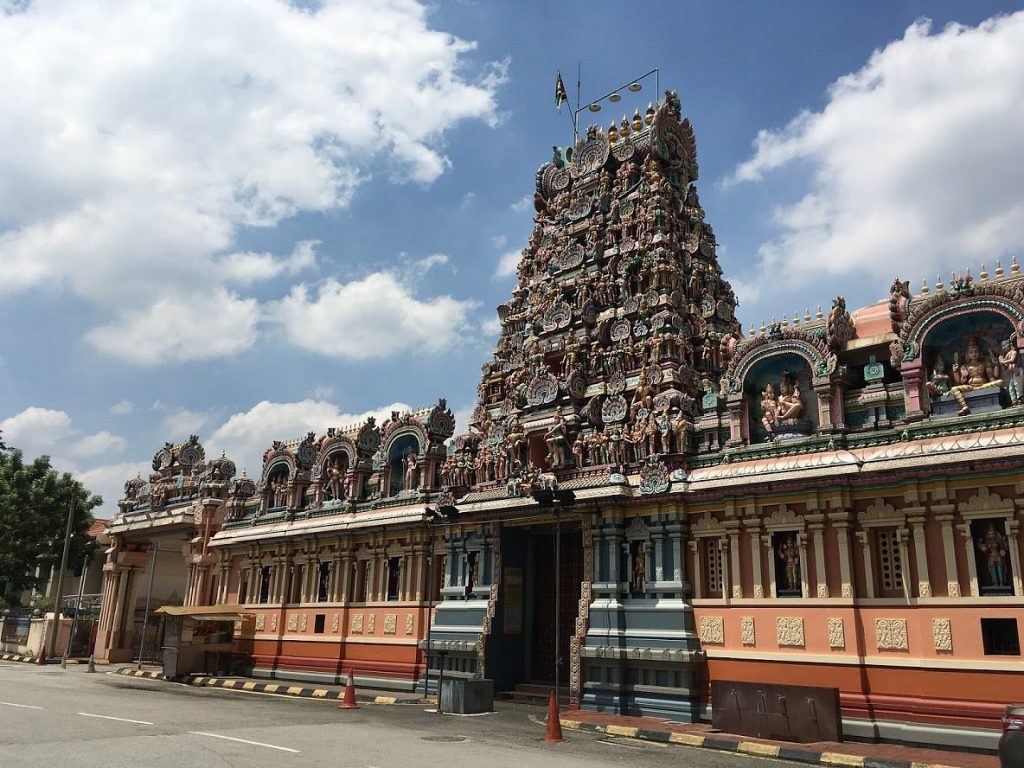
[420,735,468,743]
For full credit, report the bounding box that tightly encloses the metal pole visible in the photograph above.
[62,553,88,667]
[423,523,435,703]
[135,544,159,669]
[46,495,76,660]
[554,504,561,711]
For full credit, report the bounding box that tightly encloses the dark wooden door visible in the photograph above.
[529,527,583,683]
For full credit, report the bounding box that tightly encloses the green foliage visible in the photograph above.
[0,448,102,594]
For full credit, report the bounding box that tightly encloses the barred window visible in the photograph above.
[877,529,904,595]
[706,541,723,595]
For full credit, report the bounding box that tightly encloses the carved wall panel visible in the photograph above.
[384,614,397,634]
[351,614,363,633]
[699,616,724,645]
[255,614,265,631]
[740,616,755,646]
[875,618,909,650]
[405,614,415,635]
[776,617,805,647]
[827,618,845,649]
[933,618,952,652]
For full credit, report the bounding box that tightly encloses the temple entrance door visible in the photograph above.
[528,526,582,683]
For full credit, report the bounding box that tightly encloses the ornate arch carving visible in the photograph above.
[382,424,427,459]
[259,445,297,487]
[724,330,835,394]
[313,436,356,480]
[895,284,1024,366]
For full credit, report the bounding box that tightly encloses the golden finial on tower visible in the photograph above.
[1013,256,1020,275]
[608,121,618,144]
[632,108,643,132]
[620,116,630,138]
[804,308,811,323]
[979,263,988,282]
[816,305,824,321]
[935,274,944,293]
[921,278,929,295]
[781,314,788,328]
[996,259,1005,278]
[793,312,800,326]
[645,102,655,126]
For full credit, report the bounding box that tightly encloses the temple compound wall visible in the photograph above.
[96,92,1024,752]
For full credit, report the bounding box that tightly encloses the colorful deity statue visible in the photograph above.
[776,372,804,421]
[925,356,952,400]
[976,522,1010,587]
[760,383,779,439]
[544,412,569,468]
[950,337,1001,416]
[777,534,801,594]
[999,338,1023,406]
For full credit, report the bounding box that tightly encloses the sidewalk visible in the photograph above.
[557,709,999,768]
[112,666,427,706]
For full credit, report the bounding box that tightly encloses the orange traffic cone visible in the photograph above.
[339,671,359,709]
[544,690,563,742]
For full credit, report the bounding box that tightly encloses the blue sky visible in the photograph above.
[1,0,1023,516]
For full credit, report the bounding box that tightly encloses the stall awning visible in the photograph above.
[155,604,248,622]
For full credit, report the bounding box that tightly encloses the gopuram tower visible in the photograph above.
[450,91,740,485]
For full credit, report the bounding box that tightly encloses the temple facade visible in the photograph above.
[97,92,1024,752]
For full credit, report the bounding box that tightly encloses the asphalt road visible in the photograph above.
[0,661,790,768]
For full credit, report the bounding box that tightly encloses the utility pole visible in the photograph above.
[46,495,75,662]
[136,544,159,669]
[62,551,89,668]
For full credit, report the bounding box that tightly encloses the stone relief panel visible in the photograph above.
[933,618,952,652]
[699,616,725,645]
[776,617,805,647]
[740,616,756,646]
[287,615,298,632]
[367,615,376,633]
[875,618,909,650]
[255,614,265,631]
[299,614,308,632]
[827,617,845,649]
[331,614,340,633]
[270,615,278,631]
[405,614,415,635]
[351,614,363,633]
[384,614,397,635]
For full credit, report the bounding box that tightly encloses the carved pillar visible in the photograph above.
[900,363,926,421]
[957,524,980,597]
[726,400,745,447]
[935,512,960,597]
[338,554,353,603]
[726,524,742,599]
[651,526,665,583]
[1008,517,1023,598]
[667,523,684,584]
[814,385,834,432]
[830,381,846,430]
[896,528,911,602]
[688,540,702,599]
[829,512,854,598]
[763,534,778,598]
[856,531,875,598]
[907,511,931,598]
[808,515,828,598]
[607,527,622,585]
[798,532,810,598]
[744,520,764,598]
[719,537,731,599]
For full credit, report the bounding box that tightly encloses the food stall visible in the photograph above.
[155,604,248,678]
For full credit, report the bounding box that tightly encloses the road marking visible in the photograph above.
[0,701,43,709]
[77,712,155,725]
[189,731,300,753]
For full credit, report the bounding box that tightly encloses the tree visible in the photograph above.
[0,447,102,598]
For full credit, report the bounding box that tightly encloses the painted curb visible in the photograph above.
[111,667,423,706]
[557,719,965,768]
[0,653,35,663]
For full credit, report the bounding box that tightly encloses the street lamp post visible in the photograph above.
[423,499,459,712]
[45,495,76,662]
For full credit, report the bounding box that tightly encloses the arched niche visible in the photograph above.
[920,309,1014,384]
[264,461,291,511]
[742,352,817,443]
[318,447,352,503]
[386,432,421,496]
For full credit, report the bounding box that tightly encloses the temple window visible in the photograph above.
[970,518,1015,596]
[875,528,905,597]
[317,562,331,602]
[290,564,304,603]
[704,542,723,597]
[386,434,420,497]
[981,618,1021,656]
[386,557,401,601]
[265,465,289,511]
[771,531,804,598]
[238,573,249,604]
[258,566,272,604]
[314,614,326,634]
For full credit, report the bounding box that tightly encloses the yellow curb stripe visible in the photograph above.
[605,725,639,738]
[373,696,397,705]
[242,681,257,690]
[668,732,705,747]
[286,686,304,695]
[222,680,237,688]
[263,684,279,693]
[312,689,328,698]
[821,754,864,767]
[193,677,206,685]
[560,720,581,730]
[738,742,781,757]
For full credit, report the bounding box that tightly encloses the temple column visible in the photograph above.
[808,515,828,598]
[744,520,764,598]
[726,524,742,599]
[829,512,854,598]
[607,527,622,586]
[814,385,834,432]
[907,511,931,598]
[764,535,778,598]
[1008,517,1023,597]
[798,533,810,598]
[688,540,702,599]
[667,523,684,583]
[719,537,731,599]
[897,528,911,602]
[856,531,875,598]
[936,511,961,597]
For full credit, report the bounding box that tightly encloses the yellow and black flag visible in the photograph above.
[555,71,568,111]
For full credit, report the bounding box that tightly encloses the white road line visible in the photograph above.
[77,712,155,725]
[189,731,300,754]
[0,701,43,709]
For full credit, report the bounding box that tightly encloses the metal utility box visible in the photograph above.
[440,678,494,714]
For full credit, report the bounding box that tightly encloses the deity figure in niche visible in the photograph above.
[323,458,346,502]
[775,533,801,596]
[925,356,952,400]
[630,541,646,596]
[403,449,418,491]
[760,384,779,439]
[776,372,804,420]
[950,337,1001,416]
[271,478,287,508]
[630,369,656,422]
[976,522,1010,588]
[544,413,569,468]
[999,338,1024,406]
[655,411,673,454]
[572,434,585,468]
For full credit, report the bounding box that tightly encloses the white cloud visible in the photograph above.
[159,407,216,441]
[275,271,477,360]
[728,13,1024,288]
[414,253,450,272]
[208,398,411,478]
[109,400,135,416]
[69,431,127,458]
[451,402,475,436]
[482,315,502,336]
[510,194,532,213]
[0,407,74,453]
[76,461,151,516]
[490,234,507,249]
[495,249,521,278]
[0,0,503,364]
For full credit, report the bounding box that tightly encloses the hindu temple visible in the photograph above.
[95,91,1024,752]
